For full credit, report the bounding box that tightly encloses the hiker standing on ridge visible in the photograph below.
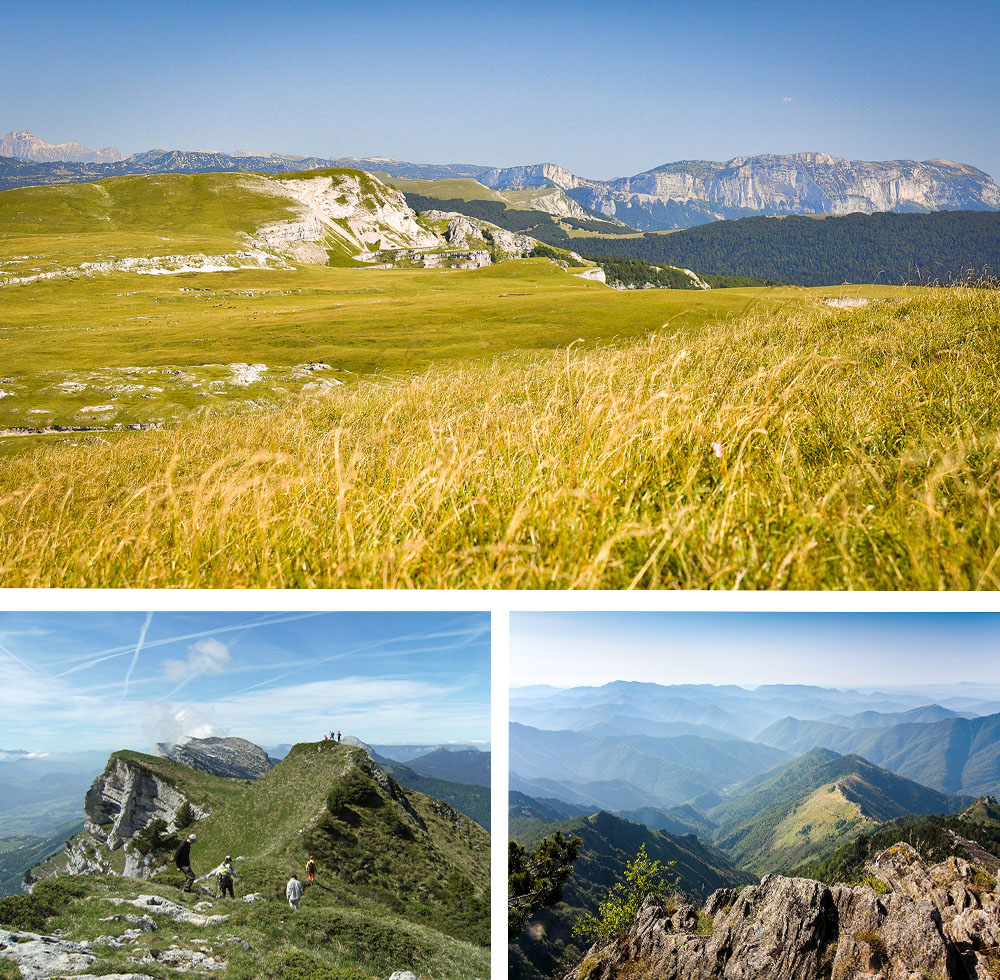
[306,855,317,884]
[286,873,305,910]
[208,855,241,898]
[337,731,341,742]
[174,834,197,894]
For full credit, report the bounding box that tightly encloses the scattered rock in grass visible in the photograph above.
[228,363,268,386]
[824,296,872,308]
[302,379,344,395]
[389,972,419,980]
[109,894,229,927]
[0,928,95,978]
[242,893,264,903]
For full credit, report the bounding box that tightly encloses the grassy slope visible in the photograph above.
[0,286,996,588]
[1,251,784,431]
[9,742,489,979]
[0,873,487,980]
[791,796,1000,884]
[708,750,964,873]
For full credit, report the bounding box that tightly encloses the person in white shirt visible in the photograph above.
[286,873,305,910]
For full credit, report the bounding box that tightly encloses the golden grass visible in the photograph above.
[1,287,997,588]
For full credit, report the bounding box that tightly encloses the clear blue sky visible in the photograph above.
[510,612,1000,690]
[3,0,997,180]
[0,611,490,753]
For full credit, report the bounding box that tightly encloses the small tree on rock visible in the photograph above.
[508,831,582,940]
[174,801,196,831]
[573,844,681,943]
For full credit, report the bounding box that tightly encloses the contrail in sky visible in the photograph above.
[121,612,153,700]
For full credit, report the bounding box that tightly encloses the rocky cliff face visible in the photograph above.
[156,737,275,780]
[567,843,1000,980]
[66,755,207,879]
[0,129,124,163]
[482,153,1000,231]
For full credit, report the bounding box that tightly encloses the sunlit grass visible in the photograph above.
[1,287,996,588]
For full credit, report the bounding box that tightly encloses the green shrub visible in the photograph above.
[174,800,197,831]
[0,878,87,930]
[969,865,998,893]
[857,874,892,896]
[574,845,681,942]
[856,930,887,961]
[129,817,178,856]
[694,910,714,935]
[326,770,382,814]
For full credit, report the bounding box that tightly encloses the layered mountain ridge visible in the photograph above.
[3,131,998,229]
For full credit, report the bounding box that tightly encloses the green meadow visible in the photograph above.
[0,171,995,588]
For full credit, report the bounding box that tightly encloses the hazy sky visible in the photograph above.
[4,0,998,179]
[0,611,490,753]
[510,612,1000,690]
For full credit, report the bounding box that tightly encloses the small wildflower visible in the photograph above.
[711,442,723,459]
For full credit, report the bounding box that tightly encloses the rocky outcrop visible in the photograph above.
[567,843,1000,980]
[254,171,440,262]
[156,737,275,780]
[61,755,208,879]
[421,210,536,257]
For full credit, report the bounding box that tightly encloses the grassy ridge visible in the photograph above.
[0,287,997,588]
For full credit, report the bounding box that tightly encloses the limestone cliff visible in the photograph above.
[64,755,207,879]
[481,153,1000,231]
[568,843,1000,980]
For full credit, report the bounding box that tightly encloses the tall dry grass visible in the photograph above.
[1,288,997,588]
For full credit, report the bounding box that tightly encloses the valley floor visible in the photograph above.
[0,282,997,588]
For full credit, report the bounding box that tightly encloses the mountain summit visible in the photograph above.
[0,129,124,163]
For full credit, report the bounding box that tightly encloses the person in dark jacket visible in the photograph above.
[174,834,197,893]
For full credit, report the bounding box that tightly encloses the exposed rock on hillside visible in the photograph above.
[254,171,440,261]
[85,756,201,850]
[567,843,1000,980]
[423,210,536,256]
[156,737,275,780]
[54,755,207,880]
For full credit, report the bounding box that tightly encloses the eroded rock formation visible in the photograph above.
[567,843,1000,980]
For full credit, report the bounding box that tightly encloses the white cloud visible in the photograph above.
[163,638,231,682]
[782,96,793,103]
[143,703,224,747]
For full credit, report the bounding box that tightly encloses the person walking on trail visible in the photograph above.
[174,834,197,894]
[306,855,317,884]
[208,855,242,898]
[286,873,305,910]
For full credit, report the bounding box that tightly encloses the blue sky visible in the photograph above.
[0,611,490,753]
[510,612,1000,690]
[3,0,998,179]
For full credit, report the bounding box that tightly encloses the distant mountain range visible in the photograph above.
[2,131,998,230]
[0,129,124,163]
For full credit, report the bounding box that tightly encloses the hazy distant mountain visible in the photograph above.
[0,129,124,163]
[757,712,1000,797]
[510,681,962,741]
[509,721,789,808]
[401,748,491,787]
